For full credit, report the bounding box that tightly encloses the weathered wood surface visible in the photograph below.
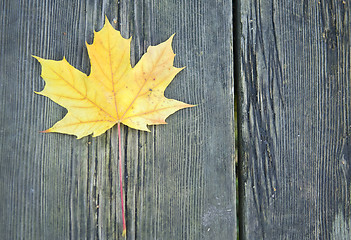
[239,0,351,239]
[0,0,235,239]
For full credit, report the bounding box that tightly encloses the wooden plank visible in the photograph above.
[239,0,351,239]
[122,2,235,239]
[0,0,235,239]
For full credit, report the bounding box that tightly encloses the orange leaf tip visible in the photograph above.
[40,128,53,133]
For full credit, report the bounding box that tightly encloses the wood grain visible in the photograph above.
[0,0,235,239]
[239,0,351,239]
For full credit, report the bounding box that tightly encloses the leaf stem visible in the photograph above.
[118,122,127,237]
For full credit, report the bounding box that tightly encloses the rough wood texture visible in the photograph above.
[0,0,235,239]
[239,0,351,239]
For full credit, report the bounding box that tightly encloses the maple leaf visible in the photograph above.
[34,17,193,139]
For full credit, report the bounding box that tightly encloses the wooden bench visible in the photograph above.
[0,0,350,239]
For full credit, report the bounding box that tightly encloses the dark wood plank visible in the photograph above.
[239,0,351,239]
[120,2,235,239]
[0,0,235,239]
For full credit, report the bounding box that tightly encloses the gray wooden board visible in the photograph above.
[239,0,351,239]
[0,0,235,239]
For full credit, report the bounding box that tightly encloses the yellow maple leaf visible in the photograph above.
[34,17,194,139]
